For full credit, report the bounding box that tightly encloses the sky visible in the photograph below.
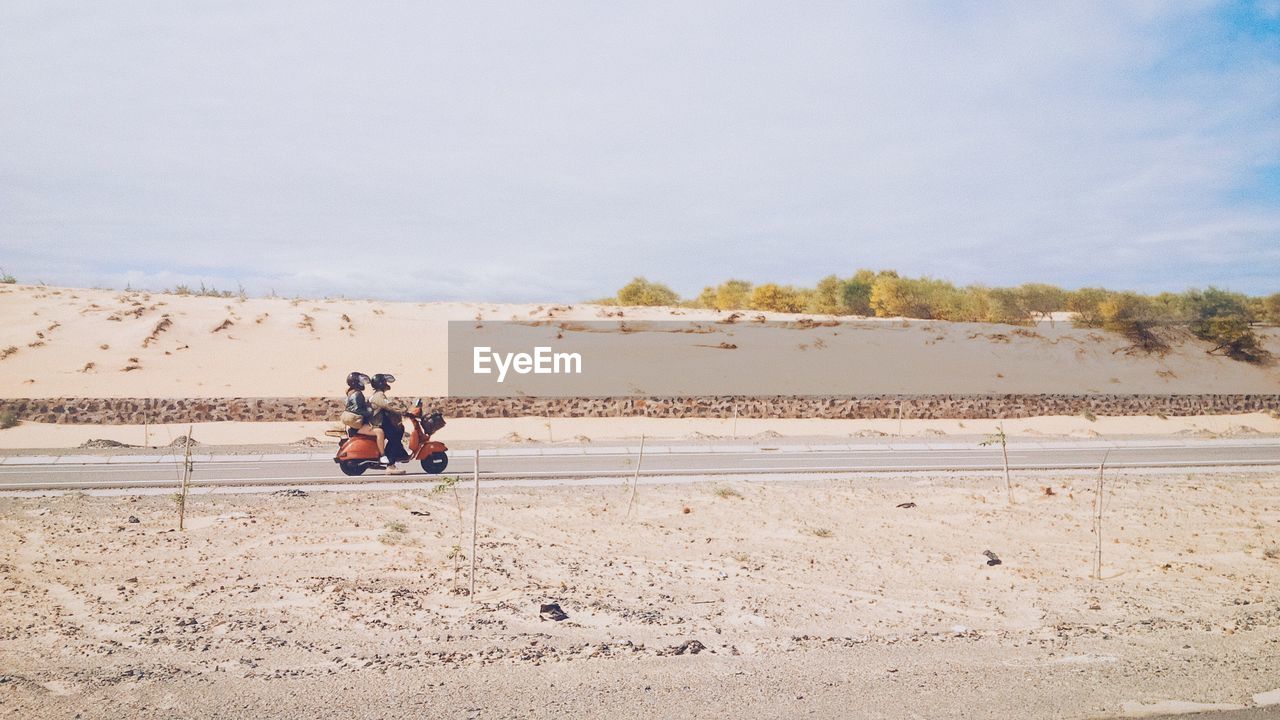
[1,1,1278,302]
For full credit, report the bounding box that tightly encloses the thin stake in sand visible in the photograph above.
[470,449,480,599]
[177,424,193,530]
[625,434,646,520]
[1092,450,1111,580]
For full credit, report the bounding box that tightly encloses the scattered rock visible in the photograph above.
[127,516,139,524]
[409,510,430,516]
[896,502,917,509]
[983,550,1002,566]
[272,489,307,498]
[80,438,135,449]
[292,437,325,447]
[167,436,200,448]
[662,639,706,656]
[539,603,568,621]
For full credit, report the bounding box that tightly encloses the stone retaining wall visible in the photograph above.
[1,395,1276,424]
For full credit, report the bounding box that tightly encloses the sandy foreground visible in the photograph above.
[3,471,1280,719]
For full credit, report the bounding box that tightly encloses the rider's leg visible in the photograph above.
[373,427,387,459]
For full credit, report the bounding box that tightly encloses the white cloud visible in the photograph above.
[1,1,1277,299]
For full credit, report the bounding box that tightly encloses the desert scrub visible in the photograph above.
[714,486,742,500]
[1265,546,1280,561]
[379,522,412,545]
[1082,409,1097,422]
[0,408,19,429]
[805,527,834,538]
[0,346,17,360]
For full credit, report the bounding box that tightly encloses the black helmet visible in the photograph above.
[371,373,396,391]
[346,372,369,390]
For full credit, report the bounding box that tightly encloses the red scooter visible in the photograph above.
[333,400,448,476]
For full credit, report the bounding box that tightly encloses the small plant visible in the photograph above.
[431,477,467,591]
[1082,409,1097,422]
[714,486,742,500]
[0,346,17,360]
[0,408,19,429]
[0,267,15,284]
[807,527,833,538]
[445,545,466,592]
[979,424,1013,505]
[385,521,407,533]
[1264,546,1280,561]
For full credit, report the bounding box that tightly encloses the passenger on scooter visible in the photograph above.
[369,373,408,475]
[340,372,388,463]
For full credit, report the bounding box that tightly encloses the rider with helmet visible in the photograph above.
[368,373,408,475]
[340,371,388,464]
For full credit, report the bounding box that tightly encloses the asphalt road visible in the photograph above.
[0,438,1277,492]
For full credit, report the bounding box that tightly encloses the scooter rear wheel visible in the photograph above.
[339,461,367,476]
[420,451,448,474]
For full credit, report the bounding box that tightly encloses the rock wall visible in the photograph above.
[1,395,1277,424]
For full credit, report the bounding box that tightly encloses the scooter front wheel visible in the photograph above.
[339,461,367,476]
[420,451,448,474]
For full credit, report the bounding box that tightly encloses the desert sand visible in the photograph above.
[2,471,1279,718]
[2,284,1278,451]
[2,284,1278,399]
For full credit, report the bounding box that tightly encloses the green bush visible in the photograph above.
[1067,288,1112,328]
[749,283,806,313]
[807,275,847,314]
[1182,288,1268,362]
[1264,293,1280,325]
[694,279,753,310]
[1015,283,1067,324]
[1099,292,1168,354]
[615,277,679,307]
[840,274,875,315]
[596,275,1274,364]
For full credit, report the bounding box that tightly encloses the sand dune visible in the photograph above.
[1,284,1277,399]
